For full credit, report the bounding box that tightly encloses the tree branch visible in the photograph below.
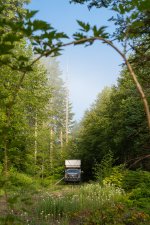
[8,36,150,131]
[128,154,150,168]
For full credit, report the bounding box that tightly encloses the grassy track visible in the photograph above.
[0,182,149,225]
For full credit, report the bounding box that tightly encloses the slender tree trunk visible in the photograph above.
[65,90,69,144]
[34,114,38,165]
[41,158,44,180]
[125,60,150,130]
[3,134,9,212]
[3,107,11,212]
[60,128,63,148]
[4,139,9,210]
[50,127,53,168]
[4,135,8,177]
[3,107,11,177]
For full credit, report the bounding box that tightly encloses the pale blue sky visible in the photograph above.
[28,0,123,121]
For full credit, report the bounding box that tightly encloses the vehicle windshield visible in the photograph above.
[66,169,80,174]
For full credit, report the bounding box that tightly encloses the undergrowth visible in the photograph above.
[0,169,149,224]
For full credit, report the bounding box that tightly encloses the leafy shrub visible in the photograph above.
[103,168,150,193]
[39,177,57,187]
[120,170,150,215]
[128,186,150,214]
[103,164,126,188]
[10,172,33,186]
[0,164,4,189]
[9,170,39,190]
[0,214,24,225]
[51,165,64,176]
[0,164,3,174]
[83,203,150,225]
[93,150,114,182]
[122,170,150,191]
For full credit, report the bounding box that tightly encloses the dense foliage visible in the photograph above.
[71,65,150,180]
[0,0,74,182]
[68,0,150,179]
[0,0,150,224]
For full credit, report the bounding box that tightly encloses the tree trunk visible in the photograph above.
[60,128,63,148]
[50,127,53,168]
[65,90,69,144]
[125,60,150,130]
[34,114,38,165]
[4,135,8,177]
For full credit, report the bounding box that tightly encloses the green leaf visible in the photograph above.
[24,26,32,36]
[41,31,56,40]
[85,40,94,47]
[55,32,69,39]
[93,25,98,36]
[31,20,51,31]
[33,47,44,55]
[18,56,29,62]
[119,4,125,14]
[73,32,87,41]
[0,5,6,13]
[25,10,39,19]
[0,44,14,55]
[52,51,62,57]
[3,33,22,43]
[131,12,139,20]
[92,25,108,38]
[138,0,150,11]
[77,20,90,32]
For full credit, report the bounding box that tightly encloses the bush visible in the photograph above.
[102,169,150,217]
[103,164,126,188]
[93,150,114,182]
[8,169,40,191]
[122,170,150,191]
[128,186,150,214]
[10,172,33,187]
[83,203,150,225]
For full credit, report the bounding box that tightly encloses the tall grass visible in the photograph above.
[0,181,149,224]
[32,183,124,224]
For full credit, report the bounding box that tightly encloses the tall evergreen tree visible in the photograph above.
[0,41,51,174]
[35,58,75,175]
